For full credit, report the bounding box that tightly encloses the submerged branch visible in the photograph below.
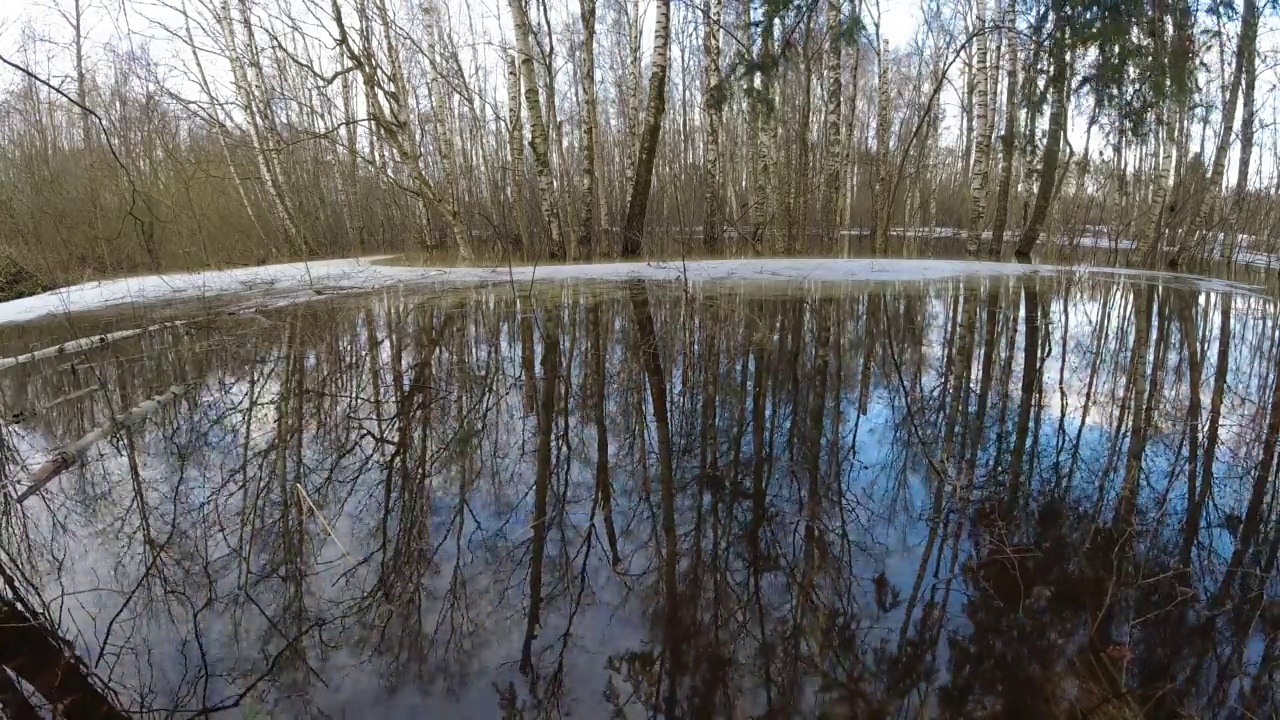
[16,383,191,503]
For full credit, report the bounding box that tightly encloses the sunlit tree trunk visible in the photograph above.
[1136,105,1176,259]
[506,54,530,250]
[220,0,307,255]
[750,12,778,251]
[509,0,565,259]
[965,0,990,257]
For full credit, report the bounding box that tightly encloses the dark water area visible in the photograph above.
[0,270,1279,718]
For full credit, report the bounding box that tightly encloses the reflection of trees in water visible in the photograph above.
[0,276,1278,716]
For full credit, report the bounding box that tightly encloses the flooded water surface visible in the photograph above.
[2,270,1280,718]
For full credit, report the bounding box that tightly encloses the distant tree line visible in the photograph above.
[0,0,1270,286]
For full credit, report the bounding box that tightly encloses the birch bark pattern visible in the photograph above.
[329,0,474,259]
[578,0,600,256]
[988,0,1018,258]
[220,0,307,255]
[702,0,724,252]
[506,54,530,248]
[873,38,891,255]
[620,0,672,256]
[1136,106,1175,258]
[751,15,779,251]
[509,0,565,259]
[17,383,190,502]
[821,0,843,237]
[965,0,990,257]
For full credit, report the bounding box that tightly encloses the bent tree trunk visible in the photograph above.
[1013,5,1067,261]
[620,0,673,257]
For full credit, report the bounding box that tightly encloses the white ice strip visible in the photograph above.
[0,257,1263,326]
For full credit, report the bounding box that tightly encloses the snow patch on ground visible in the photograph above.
[0,256,1263,325]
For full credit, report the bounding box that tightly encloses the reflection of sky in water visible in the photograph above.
[0,274,1276,717]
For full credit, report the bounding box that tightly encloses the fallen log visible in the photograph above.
[16,383,190,503]
[0,320,189,372]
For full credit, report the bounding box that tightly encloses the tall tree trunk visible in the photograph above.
[221,0,308,256]
[1226,0,1259,260]
[988,0,1018,257]
[520,310,559,676]
[1136,105,1176,259]
[628,281,680,715]
[1172,0,1254,267]
[1013,3,1067,260]
[821,0,843,240]
[750,12,778,251]
[619,0,672,256]
[965,0,991,257]
[702,0,725,252]
[330,0,474,259]
[507,54,530,250]
[1007,278,1040,503]
[1215,320,1280,604]
[1113,285,1154,529]
[509,0,565,259]
[578,0,600,257]
[873,38,891,254]
[72,0,92,149]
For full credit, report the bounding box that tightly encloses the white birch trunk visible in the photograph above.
[965,0,990,257]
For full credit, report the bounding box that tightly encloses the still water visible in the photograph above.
[0,271,1277,718]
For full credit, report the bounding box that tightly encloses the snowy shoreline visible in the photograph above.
[0,256,1264,326]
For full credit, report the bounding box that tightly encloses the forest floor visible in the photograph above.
[0,256,1262,327]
